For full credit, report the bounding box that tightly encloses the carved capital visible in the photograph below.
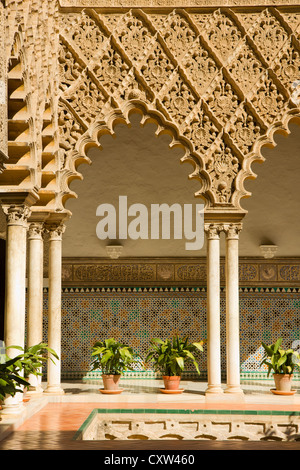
[46,223,66,241]
[223,223,243,239]
[204,223,222,240]
[2,204,31,226]
[28,222,45,240]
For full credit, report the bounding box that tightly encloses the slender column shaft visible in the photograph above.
[44,223,65,394]
[2,205,30,413]
[205,224,223,394]
[27,222,44,393]
[224,224,243,394]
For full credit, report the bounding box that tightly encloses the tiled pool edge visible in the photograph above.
[73,408,300,441]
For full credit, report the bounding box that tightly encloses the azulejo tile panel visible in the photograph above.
[42,287,300,379]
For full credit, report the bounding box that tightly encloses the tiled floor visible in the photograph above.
[1,379,300,450]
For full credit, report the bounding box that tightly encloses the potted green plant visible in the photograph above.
[6,343,59,399]
[260,338,300,395]
[0,355,28,406]
[145,335,204,393]
[91,338,141,394]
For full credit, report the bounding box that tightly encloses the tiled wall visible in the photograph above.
[42,287,300,380]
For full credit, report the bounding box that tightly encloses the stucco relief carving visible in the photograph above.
[278,265,300,282]
[62,258,300,286]
[46,223,66,241]
[54,6,300,217]
[4,4,300,219]
[2,204,31,226]
[73,263,156,282]
[28,222,45,240]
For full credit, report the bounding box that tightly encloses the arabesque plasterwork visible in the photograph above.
[61,256,300,287]
[1,1,300,223]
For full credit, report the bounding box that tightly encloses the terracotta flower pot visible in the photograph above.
[102,374,121,391]
[273,374,293,393]
[163,375,181,391]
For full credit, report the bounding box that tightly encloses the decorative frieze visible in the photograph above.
[60,0,300,7]
[62,257,300,286]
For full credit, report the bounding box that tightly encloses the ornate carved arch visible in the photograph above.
[2,4,300,222]
[58,98,211,210]
[52,6,300,221]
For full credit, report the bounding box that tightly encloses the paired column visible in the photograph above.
[224,223,243,394]
[205,224,223,395]
[44,222,65,394]
[2,204,30,414]
[204,221,243,396]
[26,220,45,394]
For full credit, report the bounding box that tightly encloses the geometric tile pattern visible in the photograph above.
[41,289,300,379]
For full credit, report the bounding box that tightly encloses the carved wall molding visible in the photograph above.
[61,256,300,287]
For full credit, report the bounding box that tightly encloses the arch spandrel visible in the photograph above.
[3,4,300,221]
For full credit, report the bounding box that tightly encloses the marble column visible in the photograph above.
[224,223,243,394]
[205,224,223,394]
[1,204,30,414]
[44,223,65,394]
[26,221,45,394]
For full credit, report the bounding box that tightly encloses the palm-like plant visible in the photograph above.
[145,335,204,377]
[0,355,28,402]
[260,338,300,376]
[91,338,140,375]
[7,343,59,379]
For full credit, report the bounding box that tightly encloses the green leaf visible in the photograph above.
[183,350,195,359]
[101,351,113,364]
[273,338,282,353]
[151,338,164,345]
[192,342,204,352]
[261,342,274,356]
[175,357,184,370]
[277,355,287,367]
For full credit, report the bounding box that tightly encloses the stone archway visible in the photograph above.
[49,7,300,221]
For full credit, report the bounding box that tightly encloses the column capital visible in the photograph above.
[2,204,31,226]
[28,221,45,240]
[204,223,223,240]
[45,222,66,241]
[222,222,243,239]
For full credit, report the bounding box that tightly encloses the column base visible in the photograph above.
[205,384,224,395]
[0,402,25,416]
[43,385,65,395]
[224,385,244,394]
[26,386,44,397]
